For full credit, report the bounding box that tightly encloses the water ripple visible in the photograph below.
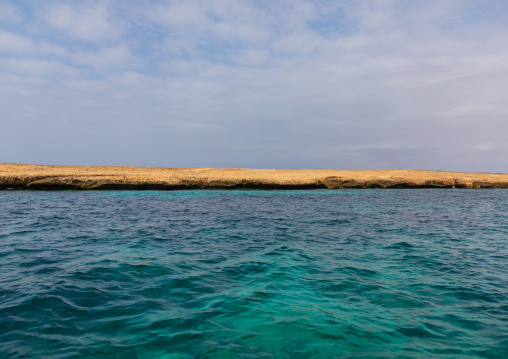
[1,189,508,357]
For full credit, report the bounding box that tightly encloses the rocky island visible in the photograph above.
[1,163,508,190]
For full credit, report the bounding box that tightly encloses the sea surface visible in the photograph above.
[1,189,508,358]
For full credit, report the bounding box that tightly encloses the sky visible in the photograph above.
[1,0,508,172]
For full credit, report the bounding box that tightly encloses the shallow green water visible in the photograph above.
[1,190,508,358]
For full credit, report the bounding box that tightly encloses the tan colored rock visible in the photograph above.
[1,163,508,190]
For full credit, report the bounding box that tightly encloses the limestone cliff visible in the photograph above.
[1,163,508,190]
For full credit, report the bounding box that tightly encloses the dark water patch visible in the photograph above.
[387,241,415,249]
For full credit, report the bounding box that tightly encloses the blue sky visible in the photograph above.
[1,0,508,171]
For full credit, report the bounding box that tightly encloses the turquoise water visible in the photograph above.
[1,190,508,358]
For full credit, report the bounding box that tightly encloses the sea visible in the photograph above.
[1,189,508,358]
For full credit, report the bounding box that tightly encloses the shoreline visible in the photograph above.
[1,163,508,190]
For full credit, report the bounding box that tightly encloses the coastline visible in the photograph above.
[1,163,508,190]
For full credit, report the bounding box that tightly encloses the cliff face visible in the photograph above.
[1,163,508,190]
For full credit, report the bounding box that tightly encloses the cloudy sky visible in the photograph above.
[1,0,507,171]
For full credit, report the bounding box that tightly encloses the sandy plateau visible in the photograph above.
[1,163,508,190]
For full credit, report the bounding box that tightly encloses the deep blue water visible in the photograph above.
[1,189,508,358]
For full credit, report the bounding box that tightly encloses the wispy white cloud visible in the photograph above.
[71,45,138,70]
[0,30,33,54]
[152,1,210,28]
[0,1,21,23]
[0,57,78,76]
[0,30,72,58]
[43,3,124,42]
[38,41,70,57]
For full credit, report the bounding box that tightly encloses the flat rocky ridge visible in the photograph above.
[1,163,508,190]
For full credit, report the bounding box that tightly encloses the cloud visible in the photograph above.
[0,1,21,23]
[473,143,494,152]
[38,41,70,58]
[0,31,34,54]
[71,45,138,70]
[0,31,72,58]
[0,57,78,76]
[1,0,508,172]
[152,1,210,28]
[43,3,123,42]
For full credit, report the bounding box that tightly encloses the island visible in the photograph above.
[1,163,508,190]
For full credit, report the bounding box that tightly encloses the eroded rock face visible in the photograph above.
[321,176,343,189]
[1,163,508,190]
[424,179,455,188]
